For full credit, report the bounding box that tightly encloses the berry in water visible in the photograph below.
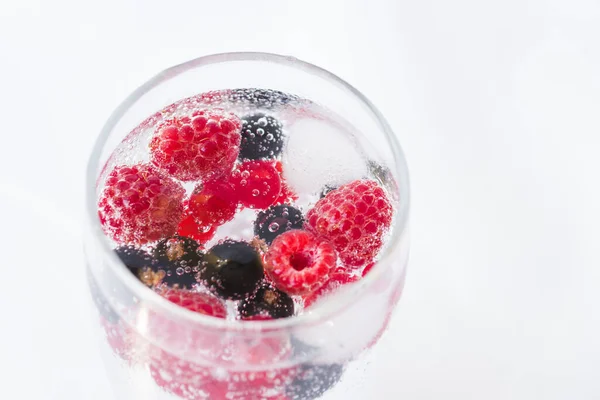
[199,240,264,300]
[98,164,185,245]
[229,160,282,210]
[158,287,227,318]
[176,179,239,244]
[239,113,284,160]
[149,109,242,181]
[319,184,338,199]
[303,269,360,308]
[362,261,375,277]
[273,160,299,205]
[367,159,394,187]
[229,88,294,109]
[152,236,202,289]
[238,282,295,320]
[285,364,345,400]
[265,230,336,296]
[176,213,218,245]
[114,245,164,286]
[254,204,304,245]
[114,245,156,275]
[189,180,238,226]
[306,179,393,268]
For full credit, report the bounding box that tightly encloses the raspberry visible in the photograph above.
[189,180,238,225]
[176,180,239,243]
[230,160,282,209]
[362,261,375,277]
[98,164,185,244]
[177,212,218,244]
[149,109,242,181]
[149,352,217,400]
[223,334,296,397]
[273,161,298,205]
[150,352,294,400]
[303,269,359,308]
[158,287,227,318]
[149,320,294,400]
[306,179,392,268]
[275,182,298,206]
[265,230,336,296]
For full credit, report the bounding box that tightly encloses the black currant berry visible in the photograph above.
[238,282,295,319]
[152,236,202,289]
[199,240,264,300]
[254,204,304,245]
[285,363,345,400]
[319,184,338,199]
[114,245,156,276]
[239,113,284,160]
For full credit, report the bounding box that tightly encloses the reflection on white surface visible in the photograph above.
[0,0,599,399]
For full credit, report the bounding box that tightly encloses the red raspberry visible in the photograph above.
[150,289,227,363]
[149,109,242,181]
[149,351,217,400]
[306,179,393,268]
[230,160,282,209]
[303,268,360,308]
[149,313,294,400]
[158,287,227,318]
[362,261,375,277]
[177,212,218,244]
[150,353,293,400]
[98,164,185,244]
[265,230,337,295]
[273,161,298,205]
[176,179,238,243]
[225,335,295,394]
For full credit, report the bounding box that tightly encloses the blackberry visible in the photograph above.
[229,88,294,109]
[319,184,338,199]
[285,363,345,400]
[290,336,319,358]
[199,240,264,300]
[367,160,393,187]
[254,204,304,245]
[238,282,295,319]
[238,113,284,160]
[152,236,202,289]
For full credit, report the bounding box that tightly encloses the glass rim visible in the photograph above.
[85,51,410,333]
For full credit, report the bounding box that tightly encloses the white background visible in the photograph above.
[1,0,599,399]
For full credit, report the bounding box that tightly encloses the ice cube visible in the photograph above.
[282,118,367,197]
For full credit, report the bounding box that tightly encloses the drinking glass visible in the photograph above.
[84,52,410,400]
